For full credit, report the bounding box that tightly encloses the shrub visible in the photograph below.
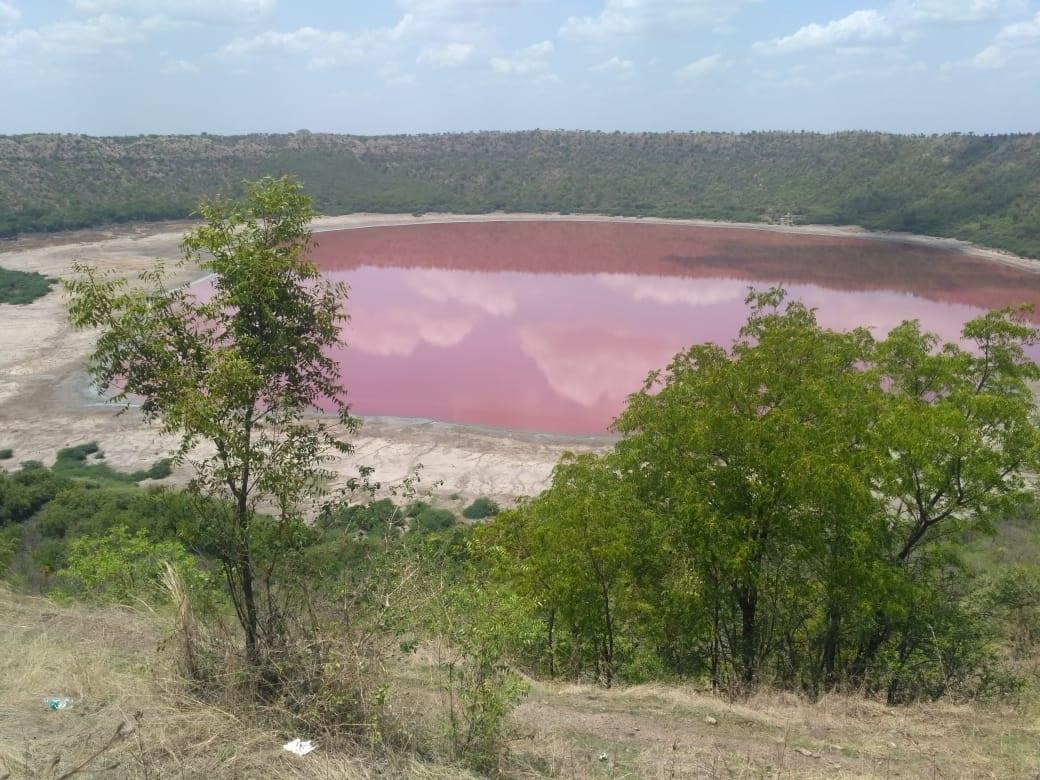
[0,448,12,460]
[55,525,214,606]
[51,441,172,484]
[462,497,500,520]
[0,463,69,526]
[319,497,400,533]
[407,502,456,533]
[0,266,54,305]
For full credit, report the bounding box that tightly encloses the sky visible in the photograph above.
[0,0,1038,135]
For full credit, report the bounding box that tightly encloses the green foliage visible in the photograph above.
[407,501,457,533]
[65,176,357,664]
[0,462,69,527]
[424,572,532,773]
[3,132,1040,258]
[478,290,1040,701]
[0,448,13,460]
[461,497,500,520]
[51,441,172,484]
[0,266,54,305]
[30,485,197,574]
[0,525,22,573]
[318,497,400,533]
[54,525,213,607]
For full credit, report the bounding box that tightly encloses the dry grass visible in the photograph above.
[0,587,475,779]
[3,585,1039,779]
[499,681,1040,778]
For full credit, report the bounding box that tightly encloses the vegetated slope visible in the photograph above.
[3,586,1038,778]
[1,131,1038,258]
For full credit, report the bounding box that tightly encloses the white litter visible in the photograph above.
[283,738,316,757]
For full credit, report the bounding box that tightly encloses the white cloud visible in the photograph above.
[591,55,634,74]
[490,55,547,74]
[222,18,413,70]
[376,61,417,86]
[73,0,275,23]
[161,58,199,75]
[561,0,758,40]
[489,39,554,76]
[997,9,1040,40]
[520,40,554,57]
[397,0,532,15]
[417,41,474,67]
[967,10,1040,68]
[892,0,1021,23]
[754,9,899,55]
[0,1,19,24]
[1,14,146,59]
[675,52,731,78]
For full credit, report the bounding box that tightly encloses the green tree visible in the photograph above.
[479,289,1040,698]
[478,453,660,686]
[615,289,883,689]
[65,176,355,665]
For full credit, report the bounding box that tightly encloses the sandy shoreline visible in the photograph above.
[0,212,1035,502]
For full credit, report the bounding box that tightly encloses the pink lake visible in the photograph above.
[308,221,1040,435]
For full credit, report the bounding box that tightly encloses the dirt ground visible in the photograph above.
[1,213,1036,505]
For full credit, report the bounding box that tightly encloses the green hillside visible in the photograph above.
[1,130,1039,257]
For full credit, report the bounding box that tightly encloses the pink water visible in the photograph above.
[308,221,1040,435]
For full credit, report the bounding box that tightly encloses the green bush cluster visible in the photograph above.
[0,266,54,305]
[51,441,173,484]
[462,497,500,520]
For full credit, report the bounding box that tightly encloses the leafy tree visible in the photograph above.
[614,289,884,689]
[65,176,355,665]
[478,453,660,686]
[479,289,1040,699]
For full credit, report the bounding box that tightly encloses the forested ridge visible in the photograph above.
[2,130,1039,258]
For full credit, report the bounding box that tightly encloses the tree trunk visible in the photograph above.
[738,585,758,688]
[240,545,259,664]
[599,580,614,688]
[546,608,556,679]
[821,601,841,691]
[237,412,258,664]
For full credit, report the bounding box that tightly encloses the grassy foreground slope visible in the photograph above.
[1,131,1039,257]
[3,586,1038,779]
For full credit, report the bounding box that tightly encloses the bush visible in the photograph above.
[0,463,69,526]
[0,266,54,305]
[51,441,173,484]
[318,497,400,533]
[462,497,500,520]
[0,448,12,460]
[55,525,214,607]
[407,502,456,533]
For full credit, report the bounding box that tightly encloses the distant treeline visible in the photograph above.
[1,130,1038,258]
